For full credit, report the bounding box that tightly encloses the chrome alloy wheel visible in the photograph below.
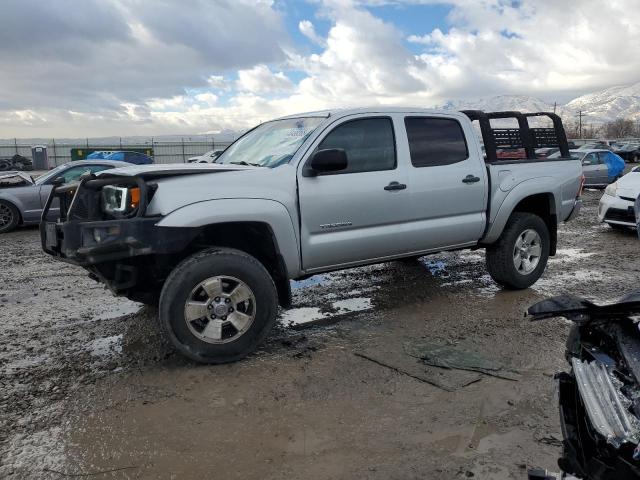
[0,203,13,228]
[184,276,256,344]
[513,229,542,275]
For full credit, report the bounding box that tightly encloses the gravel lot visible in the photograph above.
[1,188,639,479]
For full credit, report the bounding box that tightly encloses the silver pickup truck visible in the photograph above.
[41,108,583,363]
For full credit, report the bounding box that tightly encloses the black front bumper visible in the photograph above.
[41,217,200,266]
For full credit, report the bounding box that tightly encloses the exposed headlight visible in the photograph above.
[100,185,141,215]
[604,182,618,197]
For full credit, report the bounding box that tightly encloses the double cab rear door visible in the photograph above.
[298,112,487,272]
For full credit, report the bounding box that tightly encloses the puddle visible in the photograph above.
[291,275,332,289]
[421,259,449,277]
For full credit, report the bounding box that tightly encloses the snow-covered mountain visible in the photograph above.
[565,82,640,123]
[440,81,640,125]
[441,95,558,114]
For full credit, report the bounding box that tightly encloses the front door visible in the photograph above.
[297,115,409,271]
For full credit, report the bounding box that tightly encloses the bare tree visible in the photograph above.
[604,118,635,138]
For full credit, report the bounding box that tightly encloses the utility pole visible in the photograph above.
[578,110,583,139]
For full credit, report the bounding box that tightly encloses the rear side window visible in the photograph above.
[317,117,396,174]
[404,117,469,167]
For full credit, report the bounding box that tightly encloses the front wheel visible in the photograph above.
[486,212,550,289]
[159,247,278,364]
[0,200,19,234]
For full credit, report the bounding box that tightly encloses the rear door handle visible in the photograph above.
[384,181,407,191]
[462,175,481,184]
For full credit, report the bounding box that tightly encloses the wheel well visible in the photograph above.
[513,193,558,255]
[188,222,291,307]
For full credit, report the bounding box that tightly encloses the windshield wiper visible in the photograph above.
[229,161,262,167]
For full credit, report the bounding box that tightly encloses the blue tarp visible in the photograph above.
[85,151,153,165]
[86,151,111,159]
[603,151,625,180]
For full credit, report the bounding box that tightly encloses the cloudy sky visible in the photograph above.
[1,0,639,138]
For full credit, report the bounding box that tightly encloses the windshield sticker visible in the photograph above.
[286,120,311,138]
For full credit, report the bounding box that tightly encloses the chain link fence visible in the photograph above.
[0,138,235,167]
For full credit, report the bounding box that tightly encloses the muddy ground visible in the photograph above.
[1,188,639,479]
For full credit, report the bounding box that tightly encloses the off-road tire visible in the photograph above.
[0,200,19,234]
[159,247,278,364]
[486,212,550,289]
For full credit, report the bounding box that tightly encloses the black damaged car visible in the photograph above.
[529,293,640,479]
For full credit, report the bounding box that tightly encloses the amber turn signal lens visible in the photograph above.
[129,187,141,209]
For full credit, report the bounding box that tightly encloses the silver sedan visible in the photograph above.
[0,160,129,233]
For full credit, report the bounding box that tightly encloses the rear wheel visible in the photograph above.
[159,247,278,364]
[0,200,19,234]
[486,212,550,289]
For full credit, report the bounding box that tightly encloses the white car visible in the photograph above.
[187,150,223,163]
[598,166,640,229]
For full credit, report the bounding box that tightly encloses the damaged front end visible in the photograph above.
[529,293,640,479]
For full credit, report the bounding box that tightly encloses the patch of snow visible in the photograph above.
[553,248,596,261]
[87,334,123,358]
[333,297,373,313]
[279,307,329,327]
[94,301,141,321]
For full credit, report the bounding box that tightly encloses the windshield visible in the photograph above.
[216,117,325,168]
[34,164,68,185]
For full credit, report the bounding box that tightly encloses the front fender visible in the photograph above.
[483,177,558,244]
[156,198,301,277]
[0,191,26,218]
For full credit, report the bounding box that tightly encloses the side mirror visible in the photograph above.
[51,176,65,186]
[309,149,348,174]
[582,160,591,166]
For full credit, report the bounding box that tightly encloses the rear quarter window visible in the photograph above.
[404,117,469,167]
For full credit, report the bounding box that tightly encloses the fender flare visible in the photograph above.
[483,178,557,244]
[156,198,301,277]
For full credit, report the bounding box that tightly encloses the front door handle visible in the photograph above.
[384,181,407,191]
[462,175,481,184]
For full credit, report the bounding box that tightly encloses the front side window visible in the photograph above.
[585,153,598,164]
[316,117,396,174]
[405,117,469,167]
[217,117,325,168]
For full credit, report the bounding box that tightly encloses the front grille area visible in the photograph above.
[605,207,636,223]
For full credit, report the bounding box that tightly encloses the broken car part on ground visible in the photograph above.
[529,293,640,479]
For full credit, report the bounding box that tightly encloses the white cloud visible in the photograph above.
[4,0,640,137]
[236,65,294,94]
[194,93,218,106]
[299,20,326,47]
